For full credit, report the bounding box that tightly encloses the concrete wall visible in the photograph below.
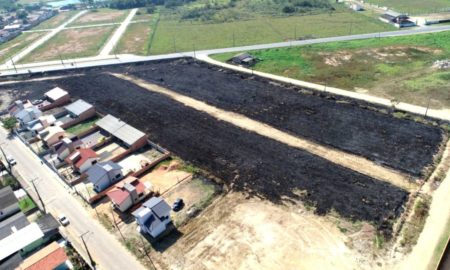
[60,108,96,129]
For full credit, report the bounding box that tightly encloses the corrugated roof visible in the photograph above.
[45,87,68,101]
[0,212,29,239]
[0,223,44,260]
[0,186,18,210]
[64,99,93,116]
[96,114,145,147]
[143,197,171,219]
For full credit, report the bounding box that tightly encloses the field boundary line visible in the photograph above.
[112,72,415,191]
[197,54,450,122]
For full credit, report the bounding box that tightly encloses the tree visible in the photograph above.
[17,10,28,20]
[2,117,17,131]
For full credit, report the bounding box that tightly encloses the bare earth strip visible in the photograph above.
[112,73,413,191]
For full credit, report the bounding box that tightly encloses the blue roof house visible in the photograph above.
[132,197,171,238]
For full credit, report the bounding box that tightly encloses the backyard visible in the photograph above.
[65,116,99,136]
[212,31,450,109]
[19,26,116,63]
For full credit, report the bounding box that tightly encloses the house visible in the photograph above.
[17,241,69,270]
[55,99,96,129]
[0,212,29,240]
[96,114,147,150]
[65,148,98,173]
[4,24,22,32]
[0,186,20,221]
[26,115,56,135]
[10,101,42,127]
[230,53,257,66]
[35,87,70,111]
[0,223,44,261]
[54,137,83,160]
[86,161,123,192]
[380,10,416,28]
[107,176,148,212]
[35,214,60,243]
[132,197,171,238]
[38,126,66,147]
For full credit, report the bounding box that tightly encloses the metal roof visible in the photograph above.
[0,212,30,239]
[45,87,68,101]
[86,161,122,184]
[64,99,93,116]
[143,197,171,219]
[0,223,44,261]
[0,186,18,210]
[96,114,145,147]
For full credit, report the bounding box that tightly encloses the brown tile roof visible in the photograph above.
[18,242,68,270]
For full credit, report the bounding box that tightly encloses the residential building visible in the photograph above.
[86,161,123,192]
[35,87,70,111]
[65,148,98,173]
[35,214,60,243]
[0,212,29,240]
[380,10,416,27]
[27,115,56,135]
[54,137,83,160]
[38,126,66,147]
[0,186,20,221]
[17,241,69,270]
[10,100,42,127]
[132,197,171,238]
[96,114,147,150]
[0,223,44,261]
[54,99,96,129]
[107,176,148,212]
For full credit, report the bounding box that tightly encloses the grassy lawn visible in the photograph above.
[0,32,45,64]
[365,0,450,14]
[68,8,129,27]
[65,116,99,135]
[115,22,152,55]
[18,196,37,212]
[133,8,153,21]
[33,10,79,30]
[212,31,450,109]
[20,26,116,63]
[149,9,394,54]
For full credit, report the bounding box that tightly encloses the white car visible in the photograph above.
[58,214,70,226]
[6,155,16,166]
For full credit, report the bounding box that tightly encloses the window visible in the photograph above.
[115,174,121,179]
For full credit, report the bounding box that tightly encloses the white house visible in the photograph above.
[132,197,171,238]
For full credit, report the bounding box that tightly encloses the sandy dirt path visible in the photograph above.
[113,73,414,191]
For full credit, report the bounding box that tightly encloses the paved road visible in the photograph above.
[0,128,146,270]
[99,8,137,56]
[3,10,88,68]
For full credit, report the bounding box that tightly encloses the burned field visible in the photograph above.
[124,59,444,177]
[0,60,442,233]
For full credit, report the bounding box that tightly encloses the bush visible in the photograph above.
[1,117,17,131]
[282,5,296,13]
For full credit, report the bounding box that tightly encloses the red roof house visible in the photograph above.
[65,148,98,173]
[17,241,68,270]
[107,176,148,212]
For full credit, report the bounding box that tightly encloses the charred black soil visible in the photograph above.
[0,71,412,234]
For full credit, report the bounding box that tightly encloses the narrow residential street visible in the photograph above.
[0,127,146,270]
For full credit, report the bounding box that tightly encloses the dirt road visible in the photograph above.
[113,73,414,191]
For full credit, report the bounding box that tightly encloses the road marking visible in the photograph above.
[112,73,416,191]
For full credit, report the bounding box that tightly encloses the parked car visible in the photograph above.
[6,155,16,166]
[58,214,70,226]
[172,198,184,212]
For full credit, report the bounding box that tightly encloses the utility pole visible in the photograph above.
[193,44,196,59]
[138,235,156,269]
[294,25,297,40]
[173,37,176,52]
[0,142,11,173]
[9,57,17,73]
[232,31,235,47]
[424,96,432,117]
[31,177,46,213]
[110,207,125,242]
[80,231,96,269]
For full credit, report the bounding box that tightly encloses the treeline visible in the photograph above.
[108,0,195,9]
[277,0,334,13]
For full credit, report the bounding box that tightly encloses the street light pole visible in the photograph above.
[80,231,96,269]
[31,177,46,213]
[9,57,17,73]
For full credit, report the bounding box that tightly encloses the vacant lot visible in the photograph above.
[365,0,450,14]
[0,32,44,63]
[68,8,128,26]
[115,22,152,55]
[213,31,450,109]
[20,26,116,63]
[0,69,412,233]
[149,10,393,54]
[33,10,78,30]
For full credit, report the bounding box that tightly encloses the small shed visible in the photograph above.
[230,53,257,66]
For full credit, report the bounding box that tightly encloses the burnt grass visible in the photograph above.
[125,59,444,177]
[0,70,412,235]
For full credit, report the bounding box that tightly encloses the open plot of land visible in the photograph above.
[20,26,116,63]
[213,31,450,110]
[65,116,99,136]
[365,0,450,14]
[115,22,152,55]
[68,8,129,27]
[96,141,127,162]
[149,10,394,54]
[140,161,192,194]
[33,10,78,30]
[127,59,444,177]
[0,70,412,233]
[0,32,45,63]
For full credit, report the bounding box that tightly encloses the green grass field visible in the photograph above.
[33,10,78,30]
[365,0,450,14]
[212,31,450,109]
[20,26,116,63]
[0,32,45,64]
[116,22,152,55]
[149,10,394,54]
[18,196,37,212]
[65,116,99,135]
[68,8,129,27]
